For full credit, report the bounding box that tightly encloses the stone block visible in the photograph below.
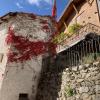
[63,72,66,75]
[95,80,100,85]
[67,97,76,100]
[91,73,100,80]
[76,83,81,88]
[75,94,80,99]
[91,94,96,100]
[77,79,84,83]
[80,69,88,73]
[95,94,100,100]
[89,67,98,72]
[81,93,89,99]
[65,68,69,71]
[78,87,89,93]
[95,85,100,92]
[72,67,78,71]
[79,65,83,70]
[85,73,91,79]
[81,73,86,78]
[85,64,90,68]
[93,62,99,66]
[86,96,92,100]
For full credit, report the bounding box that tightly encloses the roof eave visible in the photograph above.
[57,0,72,22]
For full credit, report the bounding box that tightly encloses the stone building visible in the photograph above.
[0,12,57,100]
[56,0,100,53]
[58,0,100,33]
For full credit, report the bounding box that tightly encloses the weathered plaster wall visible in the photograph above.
[0,57,42,100]
[36,58,100,100]
[0,13,57,100]
[0,28,8,90]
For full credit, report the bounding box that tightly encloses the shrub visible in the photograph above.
[82,53,100,64]
[68,23,82,34]
[82,53,94,64]
[52,32,68,44]
[64,85,74,97]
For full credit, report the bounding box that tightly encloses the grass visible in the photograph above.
[82,53,100,64]
[64,85,74,97]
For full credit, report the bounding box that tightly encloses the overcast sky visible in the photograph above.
[0,0,68,20]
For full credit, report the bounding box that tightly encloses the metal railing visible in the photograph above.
[57,23,100,53]
[56,23,100,67]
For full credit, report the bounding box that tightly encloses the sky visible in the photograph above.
[0,0,69,20]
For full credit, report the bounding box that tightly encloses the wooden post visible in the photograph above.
[72,3,79,14]
[63,22,67,28]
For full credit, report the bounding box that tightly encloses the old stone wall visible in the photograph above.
[0,12,57,100]
[60,62,100,100]
[36,59,100,100]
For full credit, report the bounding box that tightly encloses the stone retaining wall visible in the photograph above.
[60,62,100,100]
[36,60,100,100]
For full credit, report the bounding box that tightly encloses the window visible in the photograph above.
[0,54,3,63]
[19,93,29,100]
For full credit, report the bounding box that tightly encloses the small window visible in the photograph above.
[19,93,29,100]
[0,54,3,62]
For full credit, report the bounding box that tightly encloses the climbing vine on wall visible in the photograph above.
[5,26,57,62]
